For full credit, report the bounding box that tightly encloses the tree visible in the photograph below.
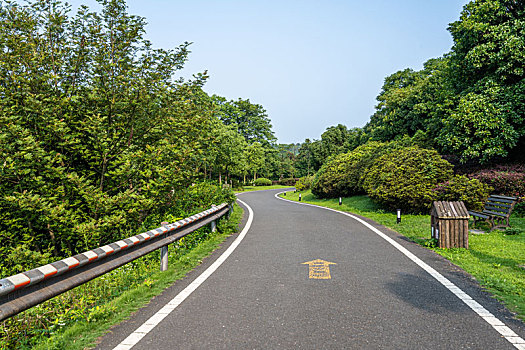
[295,138,326,176]
[320,124,352,160]
[0,0,218,269]
[244,142,265,182]
[212,95,277,147]
[364,58,455,147]
[212,123,247,184]
[276,144,298,179]
[443,0,525,162]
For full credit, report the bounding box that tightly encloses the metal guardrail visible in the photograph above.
[0,203,231,322]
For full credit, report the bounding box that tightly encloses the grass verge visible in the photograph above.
[1,203,243,350]
[280,190,525,321]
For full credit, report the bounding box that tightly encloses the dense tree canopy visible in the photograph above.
[0,0,266,273]
[212,95,277,147]
[363,0,525,164]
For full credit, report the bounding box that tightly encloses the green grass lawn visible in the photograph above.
[281,190,525,321]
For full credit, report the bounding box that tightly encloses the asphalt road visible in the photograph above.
[96,189,525,349]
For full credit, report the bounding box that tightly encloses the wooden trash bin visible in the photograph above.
[431,201,469,249]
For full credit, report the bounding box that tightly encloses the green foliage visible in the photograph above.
[440,83,520,162]
[448,0,525,89]
[515,202,525,217]
[311,141,402,198]
[212,96,276,147]
[295,176,314,191]
[211,122,248,181]
[253,178,272,186]
[1,246,54,277]
[363,147,454,212]
[0,0,234,275]
[360,0,525,164]
[444,0,525,162]
[139,182,235,233]
[364,58,454,147]
[294,139,320,177]
[244,142,265,181]
[319,124,355,160]
[433,175,492,211]
[274,144,299,179]
[294,126,367,178]
[278,178,296,186]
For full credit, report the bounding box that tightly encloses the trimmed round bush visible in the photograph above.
[432,175,492,211]
[295,175,314,191]
[254,178,272,186]
[363,147,453,212]
[311,141,402,198]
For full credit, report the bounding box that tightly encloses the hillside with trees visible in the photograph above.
[292,0,525,213]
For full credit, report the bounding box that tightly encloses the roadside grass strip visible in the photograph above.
[276,191,525,349]
[113,198,254,350]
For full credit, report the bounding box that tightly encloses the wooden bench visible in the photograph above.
[468,195,518,231]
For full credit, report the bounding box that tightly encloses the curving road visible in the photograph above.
[96,189,525,349]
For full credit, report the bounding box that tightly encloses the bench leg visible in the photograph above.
[487,217,496,231]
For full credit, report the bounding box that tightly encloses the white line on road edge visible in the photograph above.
[276,191,525,350]
[113,199,254,350]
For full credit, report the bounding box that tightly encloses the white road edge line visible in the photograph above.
[113,198,254,350]
[275,191,525,350]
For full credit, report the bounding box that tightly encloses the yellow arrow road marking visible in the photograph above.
[302,259,336,279]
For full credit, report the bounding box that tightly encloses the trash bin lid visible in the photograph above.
[431,201,469,219]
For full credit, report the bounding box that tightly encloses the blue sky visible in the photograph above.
[67,0,470,144]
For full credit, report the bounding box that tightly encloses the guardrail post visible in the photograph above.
[160,222,169,271]
[211,219,217,233]
[227,204,233,219]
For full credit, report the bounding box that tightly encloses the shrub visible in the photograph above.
[363,147,453,212]
[231,178,244,191]
[432,175,492,211]
[311,141,402,198]
[295,176,314,191]
[468,164,525,198]
[254,178,272,186]
[515,202,525,217]
[140,181,235,235]
[279,178,297,186]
